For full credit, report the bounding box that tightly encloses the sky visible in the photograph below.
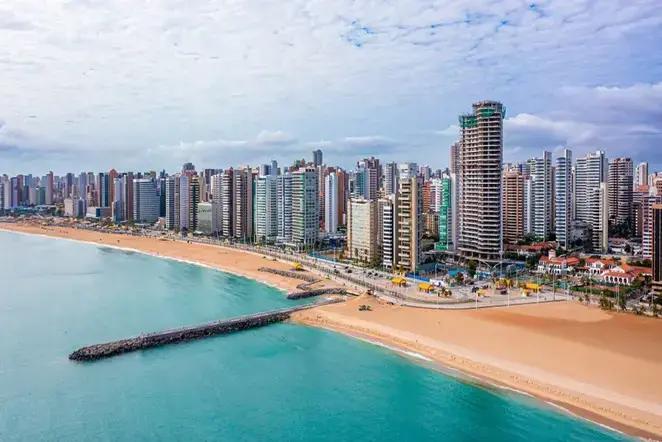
[1,0,661,175]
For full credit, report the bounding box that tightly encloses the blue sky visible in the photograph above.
[1,0,661,175]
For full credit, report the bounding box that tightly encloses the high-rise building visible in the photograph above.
[44,171,54,205]
[449,142,460,175]
[132,179,159,224]
[336,169,348,227]
[324,172,338,234]
[165,175,179,230]
[652,204,662,297]
[575,150,609,253]
[397,163,417,181]
[125,172,134,222]
[312,149,323,167]
[357,157,380,200]
[96,172,110,208]
[179,175,191,231]
[635,162,649,187]
[435,174,455,251]
[112,176,126,222]
[189,175,200,231]
[220,169,234,237]
[233,168,253,242]
[210,173,223,235]
[380,195,397,270]
[383,162,398,196]
[642,195,662,259]
[255,175,278,242]
[457,100,504,262]
[196,202,214,234]
[608,157,634,227]
[527,151,553,240]
[555,148,573,249]
[291,167,319,247]
[277,172,293,242]
[347,198,379,265]
[394,176,422,272]
[502,169,525,244]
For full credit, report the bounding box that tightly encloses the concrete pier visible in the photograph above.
[69,299,341,362]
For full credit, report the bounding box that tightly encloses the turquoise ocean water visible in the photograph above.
[0,231,630,441]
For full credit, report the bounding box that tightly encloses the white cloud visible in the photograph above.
[0,1,660,172]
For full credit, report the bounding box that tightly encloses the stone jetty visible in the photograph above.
[69,299,341,362]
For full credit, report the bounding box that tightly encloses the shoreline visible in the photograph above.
[294,314,636,440]
[292,296,662,440]
[2,222,661,440]
[0,227,291,294]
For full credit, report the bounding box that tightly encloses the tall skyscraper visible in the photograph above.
[125,172,134,222]
[458,100,504,262]
[312,149,323,167]
[220,169,234,237]
[132,179,159,224]
[165,175,179,230]
[380,195,397,270]
[635,162,649,187]
[233,167,253,242]
[435,174,455,251]
[179,174,191,231]
[255,174,278,242]
[555,148,573,249]
[652,204,662,297]
[291,167,319,247]
[608,157,634,228]
[642,195,662,259]
[189,175,200,231]
[112,176,126,222]
[383,162,398,196]
[277,172,293,242]
[449,142,460,175]
[324,172,339,234]
[527,151,553,240]
[502,169,525,244]
[44,171,54,205]
[394,176,422,272]
[575,150,608,253]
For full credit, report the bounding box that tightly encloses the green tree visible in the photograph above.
[467,260,477,279]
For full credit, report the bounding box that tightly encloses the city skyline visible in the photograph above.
[1,1,661,174]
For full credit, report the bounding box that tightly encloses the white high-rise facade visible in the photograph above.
[291,167,319,247]
[324,172,338,234]
[527,151,553,240]
[179,175,190,231]
[575,150,608,253]
[555,149,573,249]
[277,172,293,242]
[255,175,278,242]
[635,162,649,187]
[165,175,179,230]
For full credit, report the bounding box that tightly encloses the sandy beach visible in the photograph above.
[0,222,336,294]
[2,222,661,439]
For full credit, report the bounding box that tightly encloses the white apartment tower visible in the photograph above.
[291,167,319,247]
[255,175,278,242]
[324,172,339,233]
[527,151,553,240]
[458,100,504,262]
[555,148,573,249]
[277,172,293,242]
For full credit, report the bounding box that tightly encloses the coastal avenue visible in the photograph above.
[91,224,566,310]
